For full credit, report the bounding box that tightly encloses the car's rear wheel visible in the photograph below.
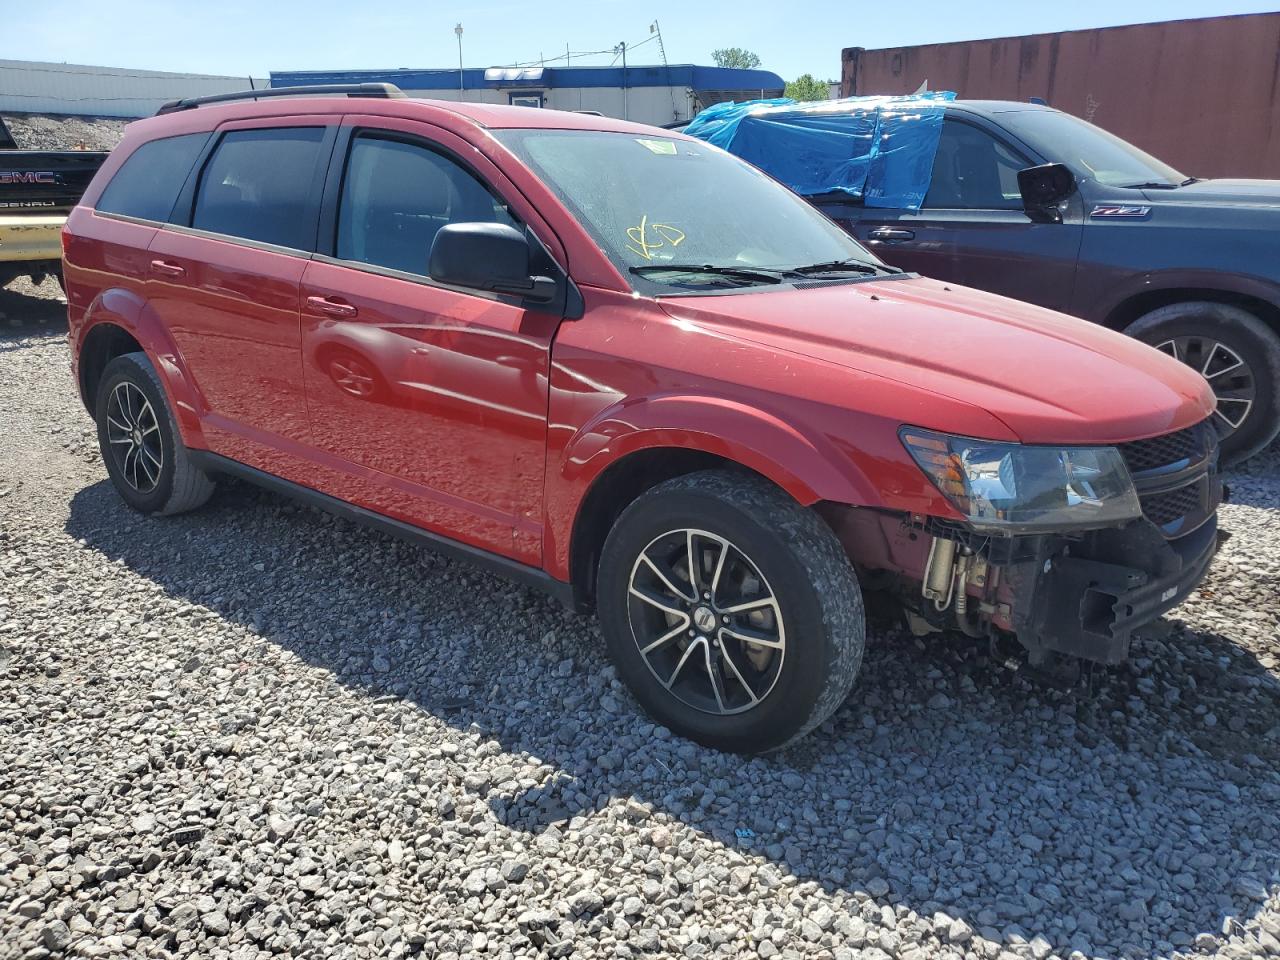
[95,352,215,515]
[597,470,864,753]
[1126,302,1280,466]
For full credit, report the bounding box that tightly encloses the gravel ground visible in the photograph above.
[1,277,1278,960]
[1,115,129,152]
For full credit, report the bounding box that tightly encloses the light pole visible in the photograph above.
[454,23,464,101]
[614,40,627,120]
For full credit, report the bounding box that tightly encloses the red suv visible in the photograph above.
[64,85,1222,752]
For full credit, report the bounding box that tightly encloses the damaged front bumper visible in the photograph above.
[826,418,1225,667]
[1000,512,1222,665]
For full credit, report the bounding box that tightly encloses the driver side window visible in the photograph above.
[923,120,1028,211]
[336,134,518,276]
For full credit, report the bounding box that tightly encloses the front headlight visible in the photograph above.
[900,428,1142,533]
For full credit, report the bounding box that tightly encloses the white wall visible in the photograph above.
[0,60,267,118]
[400,85,691,126]
[544,86,692,126]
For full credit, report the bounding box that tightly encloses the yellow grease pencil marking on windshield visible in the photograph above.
[625,216,686,260]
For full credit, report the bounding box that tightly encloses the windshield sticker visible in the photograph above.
[625,215,686,260]
[635,138,678,156]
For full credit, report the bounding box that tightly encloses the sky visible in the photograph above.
[7,0,1278,82]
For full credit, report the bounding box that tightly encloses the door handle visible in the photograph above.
[150,259,186,278]
[306,296,358,319]
[868,227,915,242]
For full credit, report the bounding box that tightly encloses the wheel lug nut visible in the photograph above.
[722,615,730,623]
[687,629,695,637]
[702,592,711,600]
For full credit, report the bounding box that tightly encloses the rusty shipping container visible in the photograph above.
[841,12,1280,180]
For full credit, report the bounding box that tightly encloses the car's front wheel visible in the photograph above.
[95,351,215,515]
[597,470,865,753]
[1127,302,1280,466]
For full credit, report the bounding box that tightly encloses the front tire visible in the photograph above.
[1126,302,1280,466]
[597,470,864,754]
[95,352,215,515]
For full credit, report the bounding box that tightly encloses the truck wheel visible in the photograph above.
[95,352,215,516]
[596,470,864,754]
[1126,302,1280,466]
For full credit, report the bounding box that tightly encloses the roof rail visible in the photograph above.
[155,83,405,116]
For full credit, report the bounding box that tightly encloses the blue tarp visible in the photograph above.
[683,92,956,210]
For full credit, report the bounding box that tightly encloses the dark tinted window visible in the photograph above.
[924,121,1028,210]
[336,135,516,276]
[96,133,209,222]
[192,127,325,249]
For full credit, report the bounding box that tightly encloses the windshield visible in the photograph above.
[494,129,880,293]
[998,109,1186,188]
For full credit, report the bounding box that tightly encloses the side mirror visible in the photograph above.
[1017,163,1076,222]
[428,222,556,303]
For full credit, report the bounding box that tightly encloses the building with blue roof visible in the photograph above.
[270,64,785,127]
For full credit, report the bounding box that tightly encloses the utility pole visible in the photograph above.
[454,23,464,101]
[651,20,677,122]
[614,40,627,120]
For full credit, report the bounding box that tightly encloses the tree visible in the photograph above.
[711,47,762,69]
[785,74,831,102]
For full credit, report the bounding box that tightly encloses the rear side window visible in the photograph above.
[192,127,326,250]
[96,133,208,222]
[336,134,517,276]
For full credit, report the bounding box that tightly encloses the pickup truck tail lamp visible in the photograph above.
[900,428,1142,533]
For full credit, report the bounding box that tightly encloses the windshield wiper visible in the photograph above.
[629,264,785,284]
[786,258,903,276]
[1123,180,1181,189]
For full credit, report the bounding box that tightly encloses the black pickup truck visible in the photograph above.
[813,101,1280,466]
[0,116,108,289]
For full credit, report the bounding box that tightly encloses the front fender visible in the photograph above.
[542,392,918,582]
[562,393,881,506]
[78,288,209,449]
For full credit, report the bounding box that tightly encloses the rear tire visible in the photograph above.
[1126,302,1280,467]
[95,352,215,515]
[597,470,864,754]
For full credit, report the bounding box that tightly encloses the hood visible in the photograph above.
[660,276,1214,445]
[1145,178,1280,206]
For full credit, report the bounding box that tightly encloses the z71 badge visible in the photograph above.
[1090,204,1151,219]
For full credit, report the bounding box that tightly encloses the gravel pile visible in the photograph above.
[1,284,1278,960]
[1,114,129,152]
